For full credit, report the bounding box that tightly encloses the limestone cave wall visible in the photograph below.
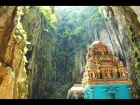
[0,6,28,99]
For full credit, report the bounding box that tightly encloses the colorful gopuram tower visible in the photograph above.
[67,40,132,99]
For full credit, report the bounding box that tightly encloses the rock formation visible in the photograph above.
[0,6,28,99]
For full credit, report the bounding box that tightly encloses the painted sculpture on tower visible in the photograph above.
[82,40,132,87]
[67,40,132,99]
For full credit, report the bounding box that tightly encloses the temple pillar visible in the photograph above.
[90,88,94,99]
[103,88,108,98]
[87,92,91,99]
[75,94,78,99]
[128,87,131,99]
[84,92,87,99]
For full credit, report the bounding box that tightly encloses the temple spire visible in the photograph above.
[67,40,132,99]
[82,40,132,87]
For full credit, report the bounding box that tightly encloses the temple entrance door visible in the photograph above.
[106,87,117,99]
[109,93,115,99]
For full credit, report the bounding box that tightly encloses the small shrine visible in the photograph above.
[67,40,132,99]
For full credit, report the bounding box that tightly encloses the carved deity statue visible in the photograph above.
[122,68,127,78]
[107,70,111,78]
[92,71,95,78]
[122,71,126,78]
[86,47,91,60]
[94,71,98,78]
[101,47,105,57]
[89,47,93,56]
[89,56,94,62]
[102,70,107,78]
[120,69,126,78]
[118,69,121,78]
[94,58,99,64]
[86,75,89,82]
[113,68,118,79]
[110,70,113,77]
[96,68,101,79]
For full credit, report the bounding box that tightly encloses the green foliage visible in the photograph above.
[135,69,140,78]
[73,43,85,53]
[132,48,138,58]
[44,29,49,32]
[135,62,140,69]
[59,51,69,57]
[134,41,139,47]
[136,56,140,62]
[61,30,71,38]
[90,17,102,27]
[122,13,130,24]
[128,24,133,32]
[123,11,140,78]
[31,6,107,99]
[88,10,103,27]
[24,6,30,14]
[54,6,104,82]
[39,7,57,31]
[128,24,138,44]
[73,26,84,35]
[98,6,104,18]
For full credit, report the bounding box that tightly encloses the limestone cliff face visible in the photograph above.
[21,6,42,98]
[101,6,140,99]
[0,6,28,99]
[73,48,86,83]
[21,6,57,99]
[131,6,140,23]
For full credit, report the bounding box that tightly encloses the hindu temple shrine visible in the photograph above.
[67,40,132,99]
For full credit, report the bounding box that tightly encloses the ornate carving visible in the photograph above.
[102,70,107,78]
[96,67,100,79]
[113,67,118,79]
[82,40,132,86]
[107,70,112,78]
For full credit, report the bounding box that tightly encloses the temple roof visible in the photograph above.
[69,84,83,91]
[89,40,105,48]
